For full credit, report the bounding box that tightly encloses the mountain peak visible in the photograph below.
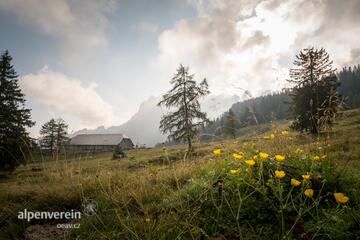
[71,94,239,146]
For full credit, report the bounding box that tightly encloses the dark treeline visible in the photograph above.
[201,64,360,139]
[201,92,290,139]
[338,65,360,108]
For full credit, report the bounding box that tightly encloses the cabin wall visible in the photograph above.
[68,145,115,153]
[67,138,134,153]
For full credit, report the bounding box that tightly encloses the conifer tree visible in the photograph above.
[288,47,342,134]
[55,118,68,148]
[0,50,35,171]
[158,64,210,152]
[223,109,239,138]
[39,118,68,153]
[39,118,56,152]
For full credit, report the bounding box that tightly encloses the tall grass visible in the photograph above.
[1,110,360,239]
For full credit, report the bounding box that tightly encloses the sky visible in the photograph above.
[0,0,359,136]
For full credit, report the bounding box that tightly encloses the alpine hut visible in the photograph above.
[69,134,134,153]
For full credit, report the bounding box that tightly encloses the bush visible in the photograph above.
[112,145,126,160]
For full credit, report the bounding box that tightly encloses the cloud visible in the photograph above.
[0,0,115,63]
[241,31,270,50]
[20,66,119,128]
[155,0,360,97]
[350,48,360,64]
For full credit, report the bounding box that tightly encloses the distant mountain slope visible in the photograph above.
[72,94,239,147]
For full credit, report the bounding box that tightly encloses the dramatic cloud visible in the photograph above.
[156,0,360,97]
[20,66,118,128]
[2,0,360,134]
[0,0,115,63]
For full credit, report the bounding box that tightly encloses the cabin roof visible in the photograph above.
[69,134,130,146]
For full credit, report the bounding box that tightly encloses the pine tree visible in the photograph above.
[39,118,68,153]
[55,118,68,149]
[288,47,342,134]
[158,64,210,152]
[223,109,239,138]
[0,50,35,171]
[39,119,56,153]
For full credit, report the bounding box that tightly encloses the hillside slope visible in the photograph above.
[1,109,360,239]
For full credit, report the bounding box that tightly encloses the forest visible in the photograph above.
[201,65,360,139]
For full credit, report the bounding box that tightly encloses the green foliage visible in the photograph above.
[158,64,210,152]
[39,118,68,153]
[112,145,125,160]
[0,50,34,171]
[1,109,360,239]
[162,137,359,239]
[288,47,343,134]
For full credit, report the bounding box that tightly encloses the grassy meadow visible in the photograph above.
[1,109,360,239]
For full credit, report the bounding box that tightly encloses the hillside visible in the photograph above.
[1,109,360,239]
[203,65,360,136]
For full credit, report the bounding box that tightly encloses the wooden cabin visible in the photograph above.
[69,134,134,153]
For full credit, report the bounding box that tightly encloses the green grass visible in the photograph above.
[1,109,360,239]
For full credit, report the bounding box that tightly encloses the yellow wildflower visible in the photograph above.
[275,155,285,162]
[259,152,269,159]
[245,159,255,166]
[229,169,239,175]
[281,130,289,135]
[333,192,349,204]
[295,148,303,155]
[233,153,243,160]
[291,178,301,187]
[312,156,320,161]
[213,149,221,156]
[275,170,286,179]
[263,136,270,139]
[253,154,258,159]
[270,133,275,139]
[302,174,311,181]
[304,189,314,198]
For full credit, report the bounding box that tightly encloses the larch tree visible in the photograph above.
[0,50,35,171]
[158,64,210,153]
[288,47,343,134]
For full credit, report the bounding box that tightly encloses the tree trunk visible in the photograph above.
[187,136,192,153]
[183,80,192,154]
